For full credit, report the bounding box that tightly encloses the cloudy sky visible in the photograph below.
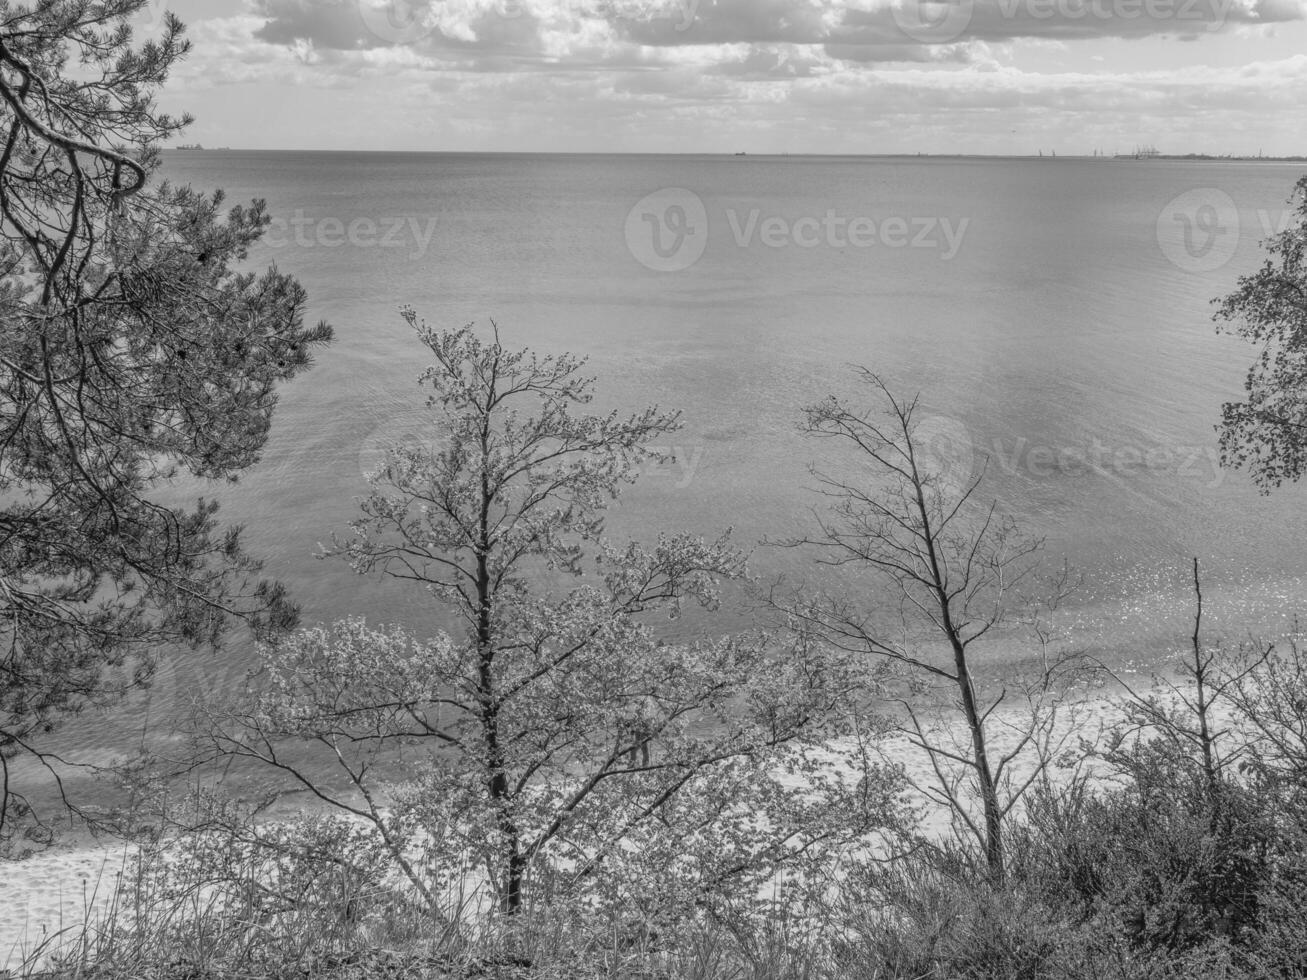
[152,0,1307,154]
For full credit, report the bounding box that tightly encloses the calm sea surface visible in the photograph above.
[45,152,1307,765]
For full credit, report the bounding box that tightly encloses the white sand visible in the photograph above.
[0,844,138,968]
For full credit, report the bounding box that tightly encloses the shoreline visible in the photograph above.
[0,674,1193,962]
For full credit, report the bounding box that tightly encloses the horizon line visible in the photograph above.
[162,148,1307,161]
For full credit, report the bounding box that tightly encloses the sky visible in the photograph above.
[148,0,1307,154]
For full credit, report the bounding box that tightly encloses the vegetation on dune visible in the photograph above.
[13,630,1307,980]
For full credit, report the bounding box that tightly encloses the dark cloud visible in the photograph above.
[254,0,367,47]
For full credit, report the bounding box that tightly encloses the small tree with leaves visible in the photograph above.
[779,371,1084,885]
[1215,174,1307,490]
[198,316,900,924]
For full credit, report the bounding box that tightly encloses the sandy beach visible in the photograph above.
[0,676,1204,967]
[0,844,140,967]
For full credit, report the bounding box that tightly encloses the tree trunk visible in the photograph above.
[953,643,1004,884]
[481,682,523,913]
[475,462,523,914]
[1191,557,1219,798]
[916,471,1006,885]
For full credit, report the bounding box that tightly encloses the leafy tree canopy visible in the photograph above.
[0,0,332,845]
[1216,175,1307,491]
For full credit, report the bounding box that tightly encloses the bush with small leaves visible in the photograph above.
[1015,745,1276,966]
[830,845,1082,980]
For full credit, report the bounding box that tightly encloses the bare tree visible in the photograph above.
[778,371,1084,884]
[1108,559,1269,799]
